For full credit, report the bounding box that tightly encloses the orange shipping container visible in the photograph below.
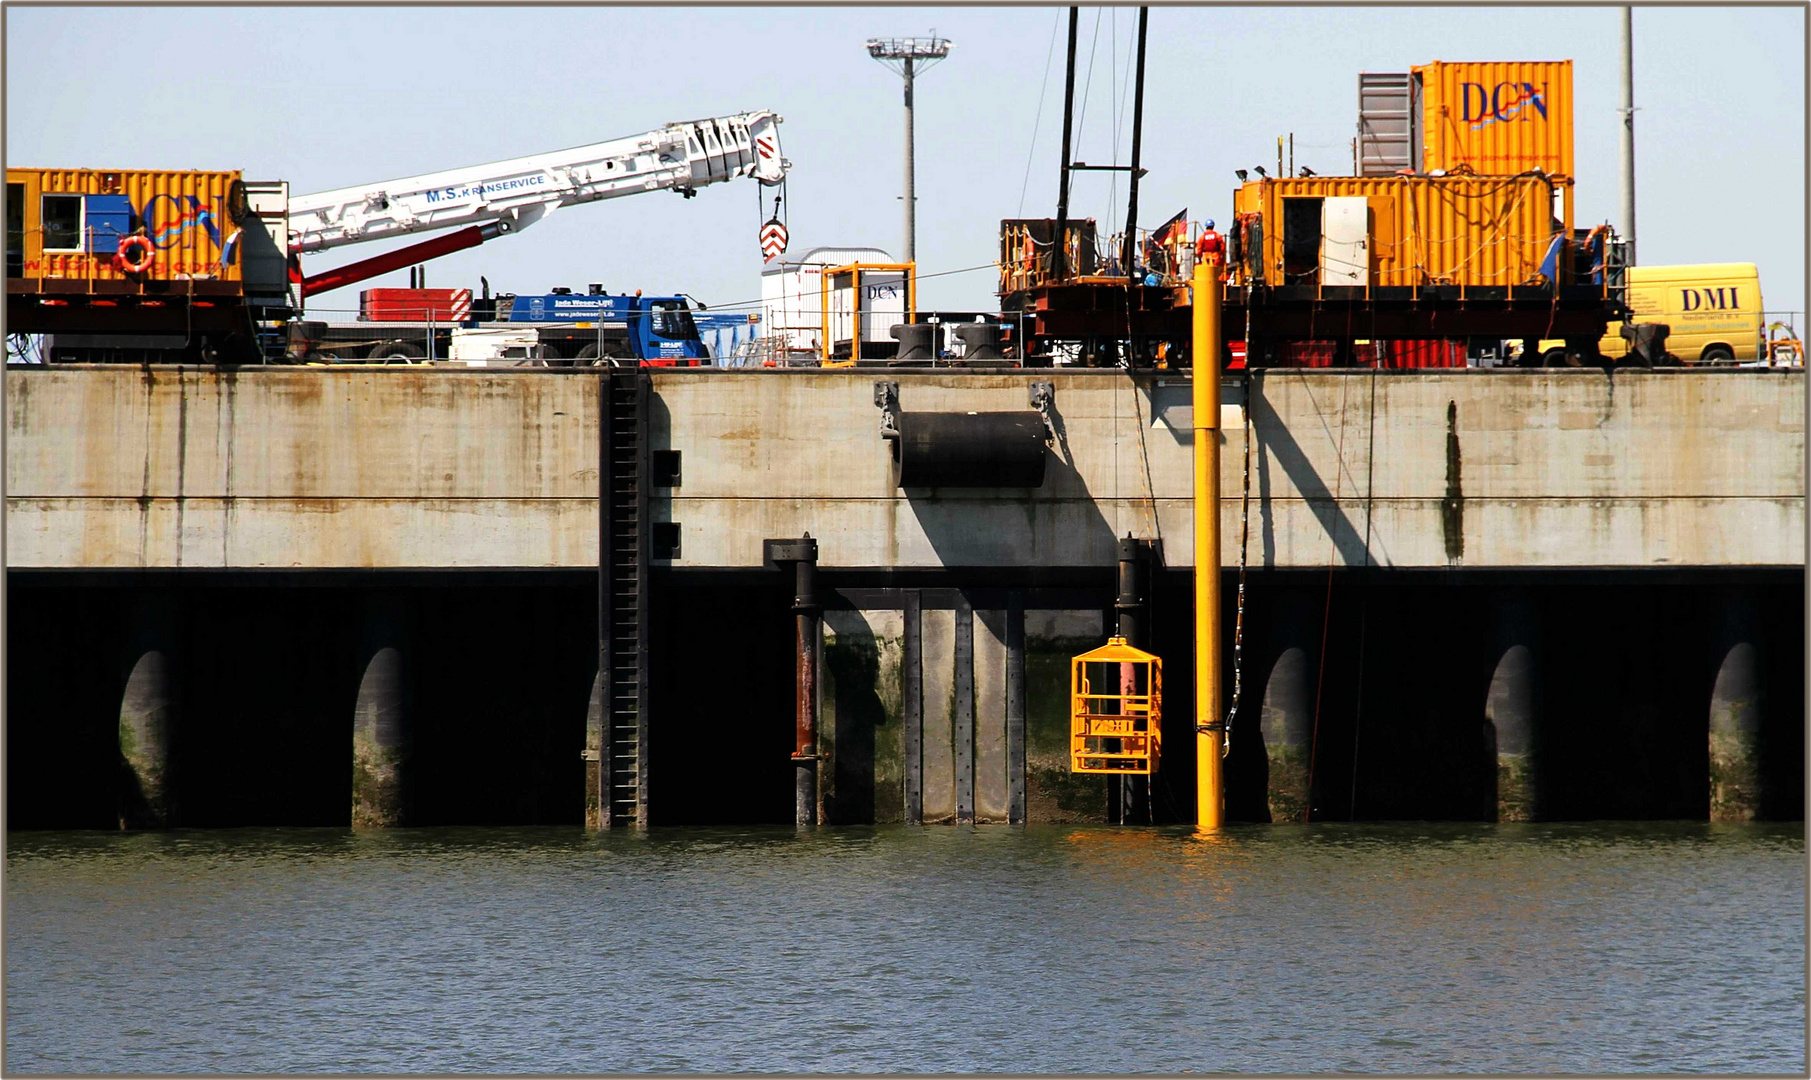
[6,168,245,289]
[1230,174,1574,295]
[1414,61,1574,177]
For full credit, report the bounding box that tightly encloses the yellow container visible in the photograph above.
[1415,61,1574,177]
[7,167,245,287]
[1230,174,1573,294]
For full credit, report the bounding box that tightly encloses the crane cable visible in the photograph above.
[1015,12,1063,218]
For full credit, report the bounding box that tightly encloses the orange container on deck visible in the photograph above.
[1415,61,1574,177]
[6,168,245,290]
[1230,174,1573,295]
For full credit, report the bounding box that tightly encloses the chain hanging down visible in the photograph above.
[1221,369,1254,758]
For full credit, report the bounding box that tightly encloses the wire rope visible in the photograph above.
[1016,12,1063,219]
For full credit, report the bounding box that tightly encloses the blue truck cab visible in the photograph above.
[498,288,706,364]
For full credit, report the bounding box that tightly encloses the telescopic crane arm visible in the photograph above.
[287,110,787,297]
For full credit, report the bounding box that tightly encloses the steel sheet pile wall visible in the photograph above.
[1233,174,1571,293]
[1415,61,1574,177]
[8,168,244,289]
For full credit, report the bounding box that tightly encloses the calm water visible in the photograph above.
[4,823,1804,1073]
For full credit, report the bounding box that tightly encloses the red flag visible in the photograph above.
[1145,208,1187,261]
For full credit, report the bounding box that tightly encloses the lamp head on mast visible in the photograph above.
[865,35,953,73]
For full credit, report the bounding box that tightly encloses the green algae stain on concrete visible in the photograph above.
[1709,732,1760,822]
[1496,752,1535,822]
[1266,746,1311,824]
[351,742,408,829]
[1024,613,1108,823]
[822,611,906,824]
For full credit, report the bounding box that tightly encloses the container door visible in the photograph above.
[6,181,24,278]
[240,181,292,312]
[1321,197,1369,286]
[860,270,906,356]
[1357,73,1418,176]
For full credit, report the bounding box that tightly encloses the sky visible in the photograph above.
[6,4,1804,318]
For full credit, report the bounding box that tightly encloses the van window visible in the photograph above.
[6,183,23,277]
[41,194,82,251]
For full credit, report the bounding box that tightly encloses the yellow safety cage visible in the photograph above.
[1069,636,1162,775]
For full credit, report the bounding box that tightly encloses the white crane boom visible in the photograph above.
[288,110,787,254]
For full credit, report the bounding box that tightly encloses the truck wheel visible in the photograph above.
[575,343,601,364]
[1700,345,1735,364]
[1540,348,1571,367]
[369,341,425,362]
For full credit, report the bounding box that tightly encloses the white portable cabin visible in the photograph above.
[760,246,905,356]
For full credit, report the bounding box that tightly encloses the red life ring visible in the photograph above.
[116,235,155,274]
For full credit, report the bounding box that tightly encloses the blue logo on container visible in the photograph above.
[1460,82,1549,129]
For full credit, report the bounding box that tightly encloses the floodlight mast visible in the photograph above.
[866,35,953,265]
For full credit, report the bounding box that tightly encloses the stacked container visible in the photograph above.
[1414,61,1574,177]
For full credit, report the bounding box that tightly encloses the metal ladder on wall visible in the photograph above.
[601,363,650,827]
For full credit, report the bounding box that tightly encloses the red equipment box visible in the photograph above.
[359,288,472,323]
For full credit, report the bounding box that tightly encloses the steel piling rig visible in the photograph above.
[1001,277,1617,368]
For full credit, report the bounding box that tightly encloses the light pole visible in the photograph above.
[866,34,953,265]
[1619,6,1637,265]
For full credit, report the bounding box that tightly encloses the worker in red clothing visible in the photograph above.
[1195,219,1224,264]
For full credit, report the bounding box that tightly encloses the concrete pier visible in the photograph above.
[1486,596,1542,822]
[4,365,1803,828]
[1709,592,1765,821]
[1260,644,1315,823]
[117,595,179,829]
[351,601,414,828]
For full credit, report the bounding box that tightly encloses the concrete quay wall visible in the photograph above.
[5,366,1803,570]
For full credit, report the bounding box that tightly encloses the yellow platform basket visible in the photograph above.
[1070,636,1162,775]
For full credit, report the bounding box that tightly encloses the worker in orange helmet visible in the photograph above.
[1195,219,1224,263]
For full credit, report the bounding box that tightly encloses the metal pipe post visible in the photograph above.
[1053,6,1080,280]
[1116,535,1151,823]
[790,537,822,827]
[903,589,924,824]
[1120,7,1149,281]
[1115,536,1148,645]
[1619,6,1637,265]
[1192,256,1225,829]
[903,56,916,264]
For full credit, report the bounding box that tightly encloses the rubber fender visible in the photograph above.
[892,411,1047,488]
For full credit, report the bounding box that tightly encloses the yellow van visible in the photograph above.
[1537,263,1762,364]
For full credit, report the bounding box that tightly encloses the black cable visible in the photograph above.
[1016,13,1063,218]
